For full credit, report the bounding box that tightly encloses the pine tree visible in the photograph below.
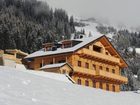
[137,70,140,81]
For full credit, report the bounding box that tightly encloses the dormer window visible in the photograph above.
[93,45,102,53]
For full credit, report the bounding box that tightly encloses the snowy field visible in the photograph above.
[75,18,114,39]
[128,47,140,54]
[75,20,102,37]
[0,66,140,105]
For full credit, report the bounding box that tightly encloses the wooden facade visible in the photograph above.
[0,49,28,67]
[40,63,73,75]
[25,35,128,92]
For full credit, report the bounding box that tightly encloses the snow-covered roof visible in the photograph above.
[40,63,66,69]
[25,35,104,59]
[0,66,139,105]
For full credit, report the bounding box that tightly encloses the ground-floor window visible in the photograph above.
[99,82,103,89]
[92,81,96,88]
[106,84,109,91]
[78,61,81,67]
[40,63,43,67]
[112,85,115,92]
[77,79,81,85]
[85,80,89,86]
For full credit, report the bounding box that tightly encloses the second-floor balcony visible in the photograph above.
[73,66,96,76]
[77,48,120,65]
[73,66,128,84]
[96,70,128,83]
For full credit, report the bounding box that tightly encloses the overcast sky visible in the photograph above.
[41,0,140,28]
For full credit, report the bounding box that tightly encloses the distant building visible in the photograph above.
[0,49,28,69]
[25,35,128,92]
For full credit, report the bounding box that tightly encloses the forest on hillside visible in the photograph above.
[0,0,75,53]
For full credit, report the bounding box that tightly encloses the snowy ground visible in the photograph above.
[0,66,140,105]
[75,20,102,36]
[128,47,140,54]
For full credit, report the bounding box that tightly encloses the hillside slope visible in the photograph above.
[75,17,114,39]
[0,66,139,105]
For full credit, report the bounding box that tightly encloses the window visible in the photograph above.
[77,79,81,85]
[85,80,89,86]
[106,84,109,91]
[93,45,102,53]
[112,85,115,92]
[40,63,43,67]
[106,68,109,72]
[99,82,103,89]
[85,63,89,69]
[93,64,96,70]
[99,66,103,70]
[92,81,96,88]
[112,69,115,74]
[78,61,81,67]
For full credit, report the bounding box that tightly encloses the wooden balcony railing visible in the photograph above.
[77,48,120,64]
[73,66,128,83]
[73,66,96,76]
[96,70,128,83]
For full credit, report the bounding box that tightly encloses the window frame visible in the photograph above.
[78,61,81,67]
[99,66,103,70]
[93,45,102,53]
[85,62,89,69]
[112,85,115,92]
[112,69,115,74]
[77,78,81,85]
[106,84,109,91]
[85,80,89,86]
[106,67,109,72]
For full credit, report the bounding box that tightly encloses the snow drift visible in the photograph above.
[0,66,139,105]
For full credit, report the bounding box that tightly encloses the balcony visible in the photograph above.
[73,66,96,76]
[73,66,128,84]
[96,70,128,83]
[77,48,120,65]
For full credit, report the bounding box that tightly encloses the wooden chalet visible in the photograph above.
[24,35,128,92]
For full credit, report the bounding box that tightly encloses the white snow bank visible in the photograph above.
[22,69,73,83]
[136,48,140,54]
[15,64,26,70]
[0,66,139,105]
[128,47,140,54]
